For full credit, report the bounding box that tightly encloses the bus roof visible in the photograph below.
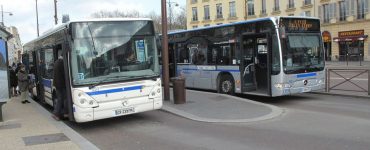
[24,18,153,47]
[168,16,320,35]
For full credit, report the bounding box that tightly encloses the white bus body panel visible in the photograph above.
[72,78,162,123]
[271,71,325,96]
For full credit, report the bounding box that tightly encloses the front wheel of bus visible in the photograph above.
[219,76,235,95]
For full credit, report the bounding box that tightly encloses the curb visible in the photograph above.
[310,92,370,99]
[161,89,284,123]
[29,99,100,150]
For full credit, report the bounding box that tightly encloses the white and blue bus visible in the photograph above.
[165,16,325,97]
[23,18,162,122]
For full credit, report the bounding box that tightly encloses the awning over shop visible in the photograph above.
[333,35,368,42]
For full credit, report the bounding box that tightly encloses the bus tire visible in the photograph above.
[219,75,235,95]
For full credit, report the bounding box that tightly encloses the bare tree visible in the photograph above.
[145,11,162,34]
[172,7,186,30]
[90,7,187,34]
[91,10,141,18]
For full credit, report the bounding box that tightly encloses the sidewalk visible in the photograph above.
[162,89,284,123]
[0,96,99,150]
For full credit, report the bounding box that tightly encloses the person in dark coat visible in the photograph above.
[9,66,18,97]
[52,55,67,121]
[17,64,30,104]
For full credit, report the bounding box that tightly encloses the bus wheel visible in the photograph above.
[219,76,235,95]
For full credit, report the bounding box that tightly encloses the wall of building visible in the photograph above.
[186,0,370,61]
[5,26,23,65]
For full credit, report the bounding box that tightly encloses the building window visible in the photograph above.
[357,0,368,19]
[204,24,210,27]
[323,4,330,23]
[229,1,236,17]
[304,0,311,5]
[192,7,198,21]
[204,5,210,20]
[288,0,294,8]
[192,25,198,29]
[247,0,255,16]
[273,0,280,11]
[288,14,294,16]
[339,1,346,21]
[216,3,223,19]
[191,0,197,4]
[216,23,223,25]
[261,0,266,14]
[304,11,311,17]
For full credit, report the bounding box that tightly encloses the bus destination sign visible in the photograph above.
[280,18,320,32]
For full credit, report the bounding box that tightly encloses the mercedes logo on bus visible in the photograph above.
[303,80,308,86]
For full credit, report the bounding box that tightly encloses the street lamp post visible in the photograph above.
[54,0,58,25]
[1,5,13,26]
[36,0,39,37]
[161,0,170,101]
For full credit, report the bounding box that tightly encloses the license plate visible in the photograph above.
[115,107,135,116]
[302,87,311,92]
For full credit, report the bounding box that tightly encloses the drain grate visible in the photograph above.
[0,123,21,130]
[22,133,70,146]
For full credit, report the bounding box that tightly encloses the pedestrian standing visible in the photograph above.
[52,55,67,121]
[17,64,30,104]
[9,66,18,97]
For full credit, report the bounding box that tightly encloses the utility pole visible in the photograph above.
[36,0,39,37]
[161,0,170,101]
[54,0,58,25]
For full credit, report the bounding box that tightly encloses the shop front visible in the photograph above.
[333,30,368,61]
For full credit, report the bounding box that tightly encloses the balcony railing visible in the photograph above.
[287,3,295,9]
[261,9,267,15]
[216,14,223,19]
[204,16,210,20]
[303,0,312,6]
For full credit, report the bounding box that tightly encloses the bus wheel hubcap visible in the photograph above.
[222,80,232,93]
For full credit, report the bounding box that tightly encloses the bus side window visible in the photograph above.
[43,48,54,79]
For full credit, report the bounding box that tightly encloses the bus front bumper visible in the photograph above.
[274,83,325,96]
[73,97,162,123]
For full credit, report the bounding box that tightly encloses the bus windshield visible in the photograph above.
[70,21,159,86]
[283,34,324,74]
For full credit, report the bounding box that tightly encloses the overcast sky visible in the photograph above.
[1,0,185,44]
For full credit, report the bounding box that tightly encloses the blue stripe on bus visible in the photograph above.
[297,73,317,78]
[43,79,52,88]
[181,68,240,73]
[86,85,143,96]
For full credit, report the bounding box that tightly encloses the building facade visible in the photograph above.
[5,26,23,65]
[187,0,370,61]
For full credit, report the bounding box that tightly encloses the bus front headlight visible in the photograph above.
[274,83,291,89]
[73,90,99,108]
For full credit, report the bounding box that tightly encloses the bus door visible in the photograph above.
[241,34,270,95]
[240,35,257,92]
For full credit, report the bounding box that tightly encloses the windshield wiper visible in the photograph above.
[88,75,129,89]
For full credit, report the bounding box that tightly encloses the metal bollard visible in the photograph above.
[0,102,5,122]
[171,77,186,104]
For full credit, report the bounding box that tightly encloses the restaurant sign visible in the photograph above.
[338,30,364,37]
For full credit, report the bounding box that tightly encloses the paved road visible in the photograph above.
[64,93,370,150]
